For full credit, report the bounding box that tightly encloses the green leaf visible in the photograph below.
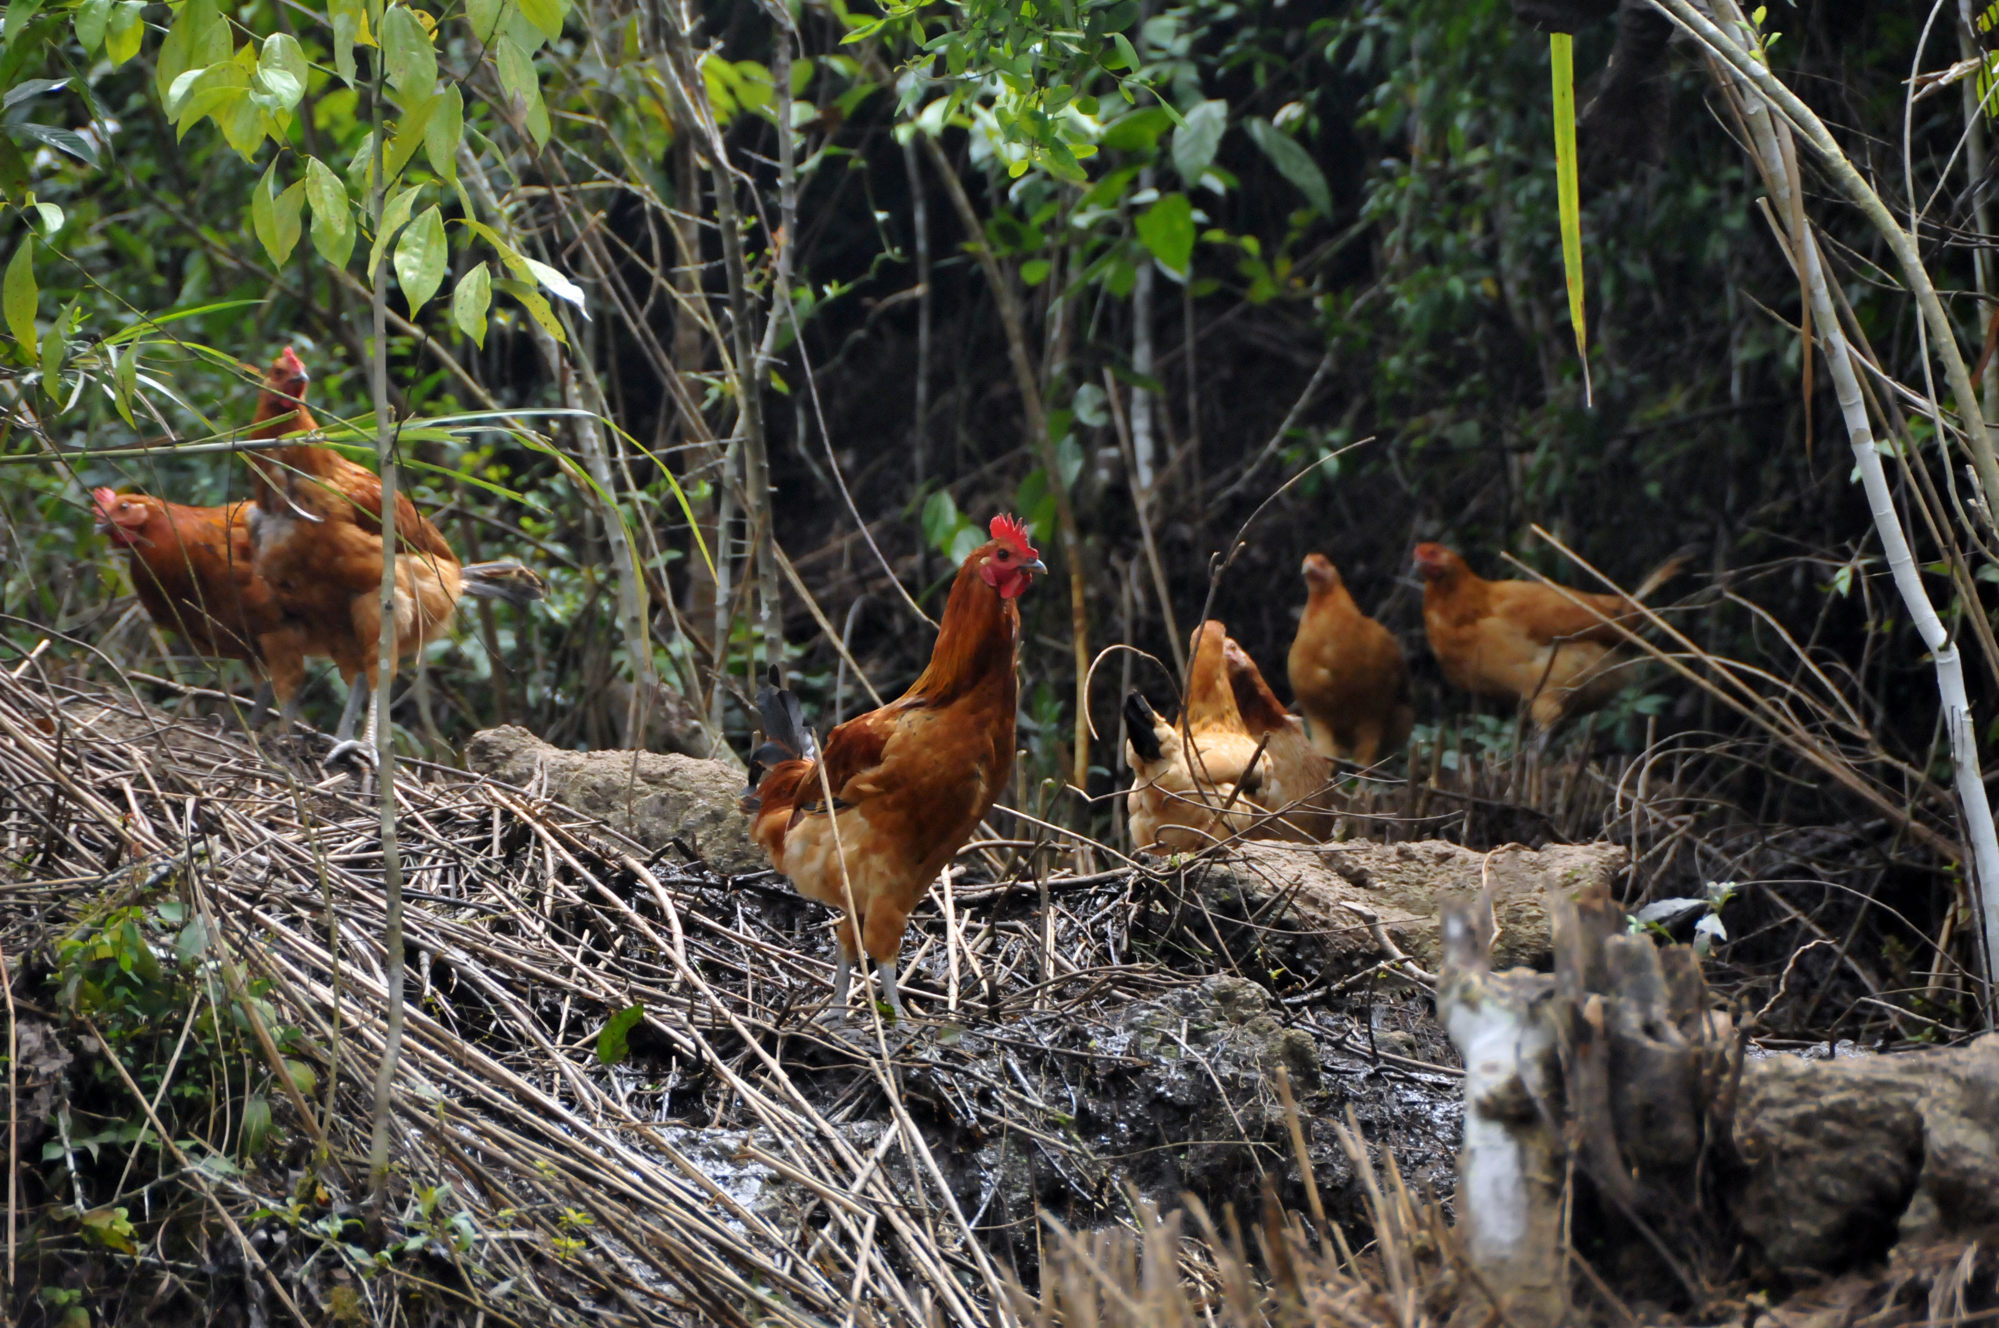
[452,261,490,347]
[366,182,420,279]
[467,0,500,45]
[329,0,368,85]
[111,340,137,424]
[74,0,109,52]
[38,296,67,396]
[254,33,308,113]
[496,35,539,115]
[380,4,436,97]
[1172,98,1226,188]
[1098,105,1169,153]
[1135,191,1194,277]
[1020,258,1051,287]
[424,84,462,181]
[155,0,230,101]
[522,255,584,311]
[517,0,564,44]
[394,204,446,314]
[4,0,46,48]
[305,154,356,266]
[1550,33,1590,404]
[383,91,436,183]
[104,0,142,64]
[595,1004,644,1065]
[252,165,305,265]
[493,276,564,343]
[11,123,96,167]
[1245,117,1331,218]
[4,233,35,361]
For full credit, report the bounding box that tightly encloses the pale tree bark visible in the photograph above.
[1707,0,1999,990]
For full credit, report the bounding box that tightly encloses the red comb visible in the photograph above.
[990,513,1037,559]
[91,486,117,506]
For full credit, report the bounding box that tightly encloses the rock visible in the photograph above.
[1165,838,1626,983]
[1730,1036,1999,1272]
[463,725,762,874]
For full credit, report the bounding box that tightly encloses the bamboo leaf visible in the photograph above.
[1550,33,1590,406]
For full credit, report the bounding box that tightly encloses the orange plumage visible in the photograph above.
[92,488,318,718]
[1286,554,1411,765]
[1124,621,1332,850]
[244,347,543,758]
[743,515,1045,1018]
[1223,635,1336,841]
[1414,542,1682,730]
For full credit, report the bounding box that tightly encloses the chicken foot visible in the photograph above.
[324,677,378,769]
[816,953,907,1022]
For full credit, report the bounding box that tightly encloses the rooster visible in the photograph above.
[244,347,544,762]
[1414,542,1683,730]
[1223,636,1337,841]
[92,488,319,724]
[1286,553,1411,764]
[742,515,1044,1019]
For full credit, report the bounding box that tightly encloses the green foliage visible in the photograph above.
[595,1004,645,1065]
[48,878,310,1181]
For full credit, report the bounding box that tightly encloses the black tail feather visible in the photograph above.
[748,664,816,791]
[1124,691,1164,765]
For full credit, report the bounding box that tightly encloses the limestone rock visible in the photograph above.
[1176,838,1627,981]
[1731,1037,1999,1272]
[463,724,762,874]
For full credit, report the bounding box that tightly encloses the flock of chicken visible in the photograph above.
[94,347,1679,1019]
[93,348,544,765]
[1122,540,1686,854]
[737,517,1678,1016]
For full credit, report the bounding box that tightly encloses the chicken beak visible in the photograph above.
[1022,557,1048,576]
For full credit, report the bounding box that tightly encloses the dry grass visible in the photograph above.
[0,650,1468,1326]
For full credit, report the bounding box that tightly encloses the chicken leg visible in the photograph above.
[325,676,377,769]
[816,952,908,1023]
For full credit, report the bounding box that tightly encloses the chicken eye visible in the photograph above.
[996,549,1012,562]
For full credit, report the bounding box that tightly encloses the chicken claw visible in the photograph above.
[324,738,379,770]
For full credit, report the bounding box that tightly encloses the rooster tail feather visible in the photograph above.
[753,666,817,765]
[461,561,547,606]
[1124,691,1165,765]
[1630,550,1691,604]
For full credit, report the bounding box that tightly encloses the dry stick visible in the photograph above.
[365,51,407,1209]
[1,934,13,1296]
[1723,67,1999,1001]
[709,153,784,687]
[773,542,885,705]
[456,151,663,749]
[1511,533,1963,865]
[1648,0,1999,542]
[918,130,1093,798]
